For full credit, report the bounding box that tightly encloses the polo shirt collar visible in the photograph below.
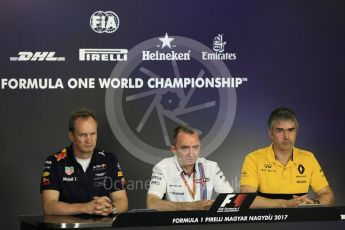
[66,145,78,165]
[66,144,102,165]
[173,156,198,176]
[291,146,301,165]
[266,144,301,166]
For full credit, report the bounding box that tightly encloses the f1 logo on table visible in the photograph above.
[217,194,248,212]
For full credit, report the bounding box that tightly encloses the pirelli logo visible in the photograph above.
[79,48,128,61]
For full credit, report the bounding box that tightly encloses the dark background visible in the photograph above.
[0,0,344,229]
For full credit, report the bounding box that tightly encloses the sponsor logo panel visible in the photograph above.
[10,52,65,62]
[90,11,119,33]
[142,33,191,61]
[202,34,236,61]
[79,49,128,61]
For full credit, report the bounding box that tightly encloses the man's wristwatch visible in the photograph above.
[112,205,117,215]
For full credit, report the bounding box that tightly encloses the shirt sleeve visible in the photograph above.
[107,154,126,192]
[147,164,167,199]
[310,154,329,193]
[240,154,259,189]
[213,163,234,193]
[40,155,60,192]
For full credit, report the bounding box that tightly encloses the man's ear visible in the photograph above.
[68,131,74,143]
[170,145,177,154]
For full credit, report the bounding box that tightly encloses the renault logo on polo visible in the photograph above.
[298,164,305,174]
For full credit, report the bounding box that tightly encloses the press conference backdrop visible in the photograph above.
[0,0,344,229]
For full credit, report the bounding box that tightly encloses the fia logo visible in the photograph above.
[90,11,119,33]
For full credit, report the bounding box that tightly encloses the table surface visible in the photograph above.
[19,206,345,229]
[20,215,114,229]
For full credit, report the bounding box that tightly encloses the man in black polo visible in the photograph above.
[40,109,128,216]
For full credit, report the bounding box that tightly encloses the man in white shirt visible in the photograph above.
[147,125,233,211]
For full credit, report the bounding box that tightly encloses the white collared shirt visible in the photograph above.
[148,156,233,201]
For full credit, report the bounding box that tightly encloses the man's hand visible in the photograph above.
[190,200,214,210]
[81,196,113,216]
[240,185,314,208]
[147,194,214,211]
[292,195,315,206]
[42,190,116,215]
[282,195,308,207]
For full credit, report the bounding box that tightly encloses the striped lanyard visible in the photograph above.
[180,172,196,200]
[198,162,207,200]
